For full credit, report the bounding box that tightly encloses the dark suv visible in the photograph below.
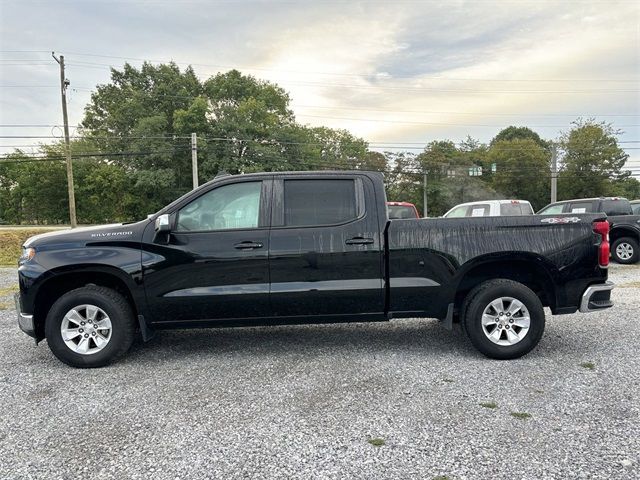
[538,197,640,264]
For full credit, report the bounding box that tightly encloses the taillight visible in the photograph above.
[593,220,610,268]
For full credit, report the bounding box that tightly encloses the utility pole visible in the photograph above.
[550,143,558,203]
[191,133,198,189]
[423,172,428,218]
[52,52,77,228]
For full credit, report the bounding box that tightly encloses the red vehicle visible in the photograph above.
[387,201,420,219]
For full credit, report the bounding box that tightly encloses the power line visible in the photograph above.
[55,88,640,117]
[0,148,190,163]
[2,134,640,151]
[65,73,640,94]
[55,53,640,83]
[295,114,640,128]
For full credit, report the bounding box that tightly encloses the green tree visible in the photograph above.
[0,151,68,224]
[488,138,550,210]
[414,140,496,216]
[558,119,630,199]
[80,65,371,198]
[608,176,640,200]
[491,126,548,149]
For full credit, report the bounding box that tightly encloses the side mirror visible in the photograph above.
[155,214,171,233]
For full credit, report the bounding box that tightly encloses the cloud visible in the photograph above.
[1,0,638,168]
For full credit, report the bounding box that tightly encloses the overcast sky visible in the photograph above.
[1,0,639,175]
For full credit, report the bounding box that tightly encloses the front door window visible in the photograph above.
[176,182,262,231]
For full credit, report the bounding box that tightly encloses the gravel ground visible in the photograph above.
[0,265,638,479]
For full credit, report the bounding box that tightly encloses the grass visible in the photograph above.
[367,438,385,447]
[0,228,59,266]
[0,285,19,296]
[580,362,596,370]
[432,476,451,480]
[479,401,498,409]
[510,412,532,420]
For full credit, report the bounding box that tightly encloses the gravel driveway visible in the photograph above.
[0,265,638,479]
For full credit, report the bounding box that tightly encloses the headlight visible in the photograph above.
[20,247,36,262]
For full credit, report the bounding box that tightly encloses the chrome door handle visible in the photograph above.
[234,241,263,249]
[345,237,374,245]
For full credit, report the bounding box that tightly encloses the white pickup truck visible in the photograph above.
[444,200,534,218]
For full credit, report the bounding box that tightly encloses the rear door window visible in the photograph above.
[284,179,357,227]
[469,204,491,217]
[568,201,594,214]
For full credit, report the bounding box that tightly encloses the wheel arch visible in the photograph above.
[33,265,139,339]
[609,226,640,243]
[453,255,557,316]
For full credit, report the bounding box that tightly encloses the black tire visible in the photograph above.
[611,237,639,264]
[462,279,545,360]
[45,286,135,368]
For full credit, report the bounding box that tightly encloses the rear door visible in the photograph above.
[268,174,385,318]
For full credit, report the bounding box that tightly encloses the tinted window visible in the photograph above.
[538,204,565,214]
[445,205,469,218]
[632,203,640,215]
[568,201,593,213]
[600,199,632,215]
[284,179,357,226]
[500,202,533,216]
[388,205,418,219]
[176,181,262,231]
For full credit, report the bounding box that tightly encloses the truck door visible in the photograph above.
[142,177,272,323]
[268,174,385,319]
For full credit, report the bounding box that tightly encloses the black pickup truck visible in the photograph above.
[538,197,640,264]
[16,171,613,367]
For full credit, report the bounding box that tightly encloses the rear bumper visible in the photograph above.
[579,281,614,313]
[14,293,36,338]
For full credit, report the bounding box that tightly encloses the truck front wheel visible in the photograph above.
[462,279,545,360]
[44,286,136,368]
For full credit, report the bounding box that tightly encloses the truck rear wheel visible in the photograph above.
[462,279,545,360]
[611,237,639,264]
[44,286,135,368]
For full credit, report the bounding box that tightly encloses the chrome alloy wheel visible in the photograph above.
[481,297,531,346]
[616,242,634,261]
[60,304,112,355]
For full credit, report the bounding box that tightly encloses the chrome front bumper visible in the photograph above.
[14,293,36,338]
[579,281,614,313]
